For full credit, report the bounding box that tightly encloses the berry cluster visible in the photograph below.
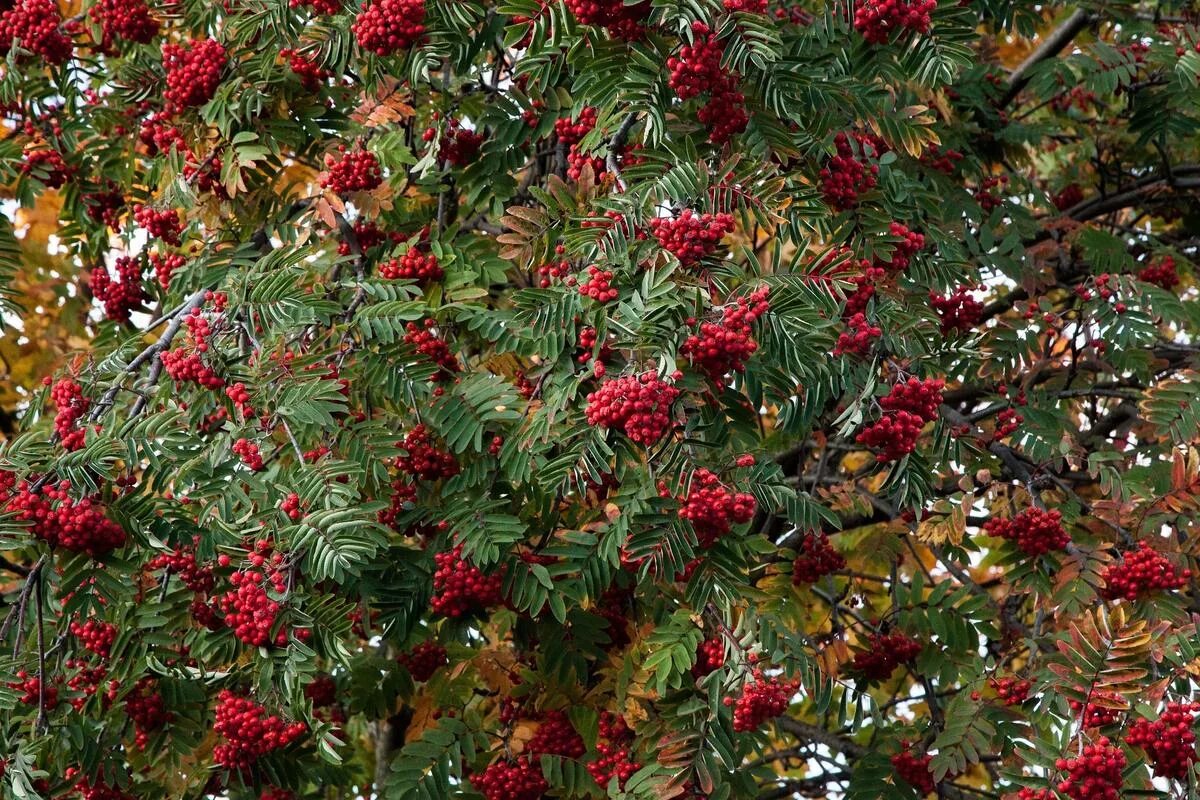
[430,544,504,617]
[1139,255,1180,290]
[853,0,937,44]
[426,120,484,166]
[216,570,286,647]
[833,312,882,357]
[791,533,846,584]
[403,320,460,380]
[90,0,159,47]
[397,425,459,481]
[820,133,881,211]
[920,144,964,175]
[471,758,547,800]
[90,256,147,324]
[697,81,749,145]
[851,631,922,681]
[352,0,426,55]
[280,492,304,520]
[649,209,735,268]
[162,39,227,111]
[680,287,770,381]
[232,438,264,471]
[578,265,619,303]
[856,377,944,462]
[149,251,186,290]
[8,671,58,708]
[877,222,925,272]
[726,671,797,732]
[337,219,403,255]
[84,187,125,230]
[1099,541,1190,601]
[320,146,383,194]
[133,205,183,245]
[1054,738,1125,800]
[989,675,1031,706]
[577,326,613,370]
[226,382,254,418]
[983,508,1070,556]
[6,480,127,556]
[70,618,117,659]
[280,49,330,90]
[1125,702,1199,779]
[677,468,757,547]
[665,23,749,143]
[146,539,215,593]
[162,309,224,390]
[71,776,134,800]
[554,107,598,147]
[290,0,343,14]
[51,378,90,451]
[973,175,1009,212]
[379,249,443,283]
[305,675,337,708]
[992,407,1023,441]
[397,641,448,681]
[0,0,72,64]
[212,690,307,770]
[125,677,171,749]
[587,712,640,790]
[891,743,935,795]
[563,0,649,39]
[21,144,70,188]
[930,287,983,334]
[525,710,586,758]
[1071,691,1124,728]
[692,637,725,677]
[587,372,681,445]
[1052,183,1084,211]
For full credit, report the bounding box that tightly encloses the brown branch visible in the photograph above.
[1000,9,1094,108]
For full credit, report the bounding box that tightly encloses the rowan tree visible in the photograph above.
[1,0,1200,798]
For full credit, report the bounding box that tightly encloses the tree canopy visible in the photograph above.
[1,0,1200,798]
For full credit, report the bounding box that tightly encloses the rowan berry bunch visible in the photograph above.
[320,146,383,194]
[856,377,944,462]
[426,119,484,166]
[90,0,159,47]
[149,251,186,289]
[1099,541,1190,600]
[983,508,1070,556]
[216,570,287,647]
[430,544,504,617]
[680,287,770,380]
[563,0,649,39]
[525,710,586,758]
[290,0,343,14]
[585,371,681,445]
[588,712,640,790]
[226,382,254,418]
[84,186,125,230]
[833,312,883,357]
[668,23,728,100]
[920,144,964,175]
[90,256,147,323]
[281,48,330,90]
[853,0,937,44]
[1139,255,1180,290]
[471,758,548,800]
[791,533,846,584]
[1125,702,1199,779]
[397,425,460,480]
[578,265,619,303]
[930,287,983,334]
[379,249,443,283]
[51,378,90,451]
[162,309,225,389]
[8,671,58,708]
[0,0,72,64]
[676,468,757,547]
[231,438,264,471]
[72,776,134,800]
[697,82,750,144]
[352,0,426,55]
[992,407,1023,441]
[554,107,597,147]
[162,39,227,111]
[577,326,613,369]
[5,480,127,556]
[1071,692,1124,728]
[280,492,304,520]
[125,678,171,749]
[133,205,183,245]
[212,690,307,770]
[724,0,767,10]
[877,222,925,272]
[64,664,110,710]
[70,619,117,659]
[21,144,71,188]
[689,637,725,678]
[726,670,798,732]
[1052,183,1084,211]
[820,133,881,210]
[336,219,403,255]
[147,539,215,593]
[891,743,935,795]
[649,209,736,268]
[396,641,448,681]
[852,631,922,681]
[974,175,1009,212]
[403,320,460,380]
[1054,737,1125,800]
[989,675,1031,705]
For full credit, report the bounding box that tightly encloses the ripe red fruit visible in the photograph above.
[471,758,547,800]
[791,533,846,584]
[1125,702,1199,779]
[989,675,1031,706]
[232,438,265,471]
[854,0,937,44]
[430,544,504,617]
[125,677,171,749]
[929,287,983,334]
[677,468,757,547]
[149,251,186,289]
[1100,541,1190,601]
[820,133,881,211]
[162,38,227,111]
[6,480,127,556]
[320,146,383,194]
[1054,737,1124,800]
[692,637,725,677]
[856,377,944,462]
[587,712,640,790]
[90,256,147,324]
[352,0,426,55]
[89,0,159,47]
[379,249,443,283]
[133,204,183,245]
[403,320,460,380]
[524,710,586,758]
[51,378,90,451]
[649,209,735,268]
[726,670,798,731]
[396,641,448,681]
[833,312,882,357]
[851,630,922,681]
[983,507,1070,556]
[21,144,71,188]
[212,690,307,769]
[1138,255,1180,290]
[562,0,649,39]
[0,0,73,64]
[396,425,459,480]
[891,742,935,795]
[681,287,770,381]
[585,371,681,446]
[215,570,285,647]
[70,618,118,659]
